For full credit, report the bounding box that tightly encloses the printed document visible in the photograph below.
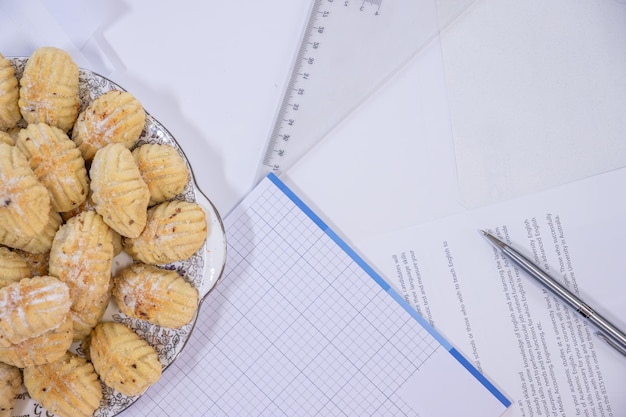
[360,168,626,417]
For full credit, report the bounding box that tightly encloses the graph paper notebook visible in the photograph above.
[123,173,510,416]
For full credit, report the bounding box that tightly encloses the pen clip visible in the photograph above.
[596,331,626,357]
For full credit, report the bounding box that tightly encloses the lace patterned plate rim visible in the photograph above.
[8,57,228,417]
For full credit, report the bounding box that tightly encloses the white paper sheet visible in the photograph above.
[359,167,626,417]
[0,0,93,68]
[439,0,626,208]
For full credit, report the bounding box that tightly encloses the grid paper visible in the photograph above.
[122,174,507,416]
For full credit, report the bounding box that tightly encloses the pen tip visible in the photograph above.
[479,229,488,236]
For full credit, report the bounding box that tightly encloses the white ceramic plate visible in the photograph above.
[8,57,227,417]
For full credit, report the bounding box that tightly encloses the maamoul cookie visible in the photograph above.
[49,210,114,312]
[0,275,71,347]
[90,321,162,396]
[23,352,103,417]
[0,315,73,368]
[18,46,80,132]
[132,143,189,205]
[71,279,112,342]
[16,123,89,212]
[113,263,198,328]
[90,143,150,238]
[60,194,124,256]
[13,208,62,255]
[60,189,96,221]
[123,200,207,265]
[0,53,20,131]
[5,127,20,142]
[0,131,14,146]
[72,89,146,161]
[0,246,31,289]
[0,362,21,417]
[0,143,51,252]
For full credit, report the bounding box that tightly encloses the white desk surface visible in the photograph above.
[2,1,625,416]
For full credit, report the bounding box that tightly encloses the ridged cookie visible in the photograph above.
[15,210,62,255]
[49,210,113,312]
[0,131,14,146]
[60,193,124,257]
[132,143,189,205]
[23,352,103,417]
[60,189,96,221]
[113,263,198,328]
[0,362,21,417]
[0,143,51,252]
[0,246,31,289]
[90,321,162,396]
[0,53,20,131]
[0,315,72,368]
[18,46,80,132]
[16,123,88,212]
[4,127,20,142]
[72,90,146,161]
[90,143,150,238]
[0,275,71,347]
[71,279,111,342]
[123,200,207,265]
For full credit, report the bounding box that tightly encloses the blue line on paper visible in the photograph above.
[449,348,512,407]
[266,172,510,407]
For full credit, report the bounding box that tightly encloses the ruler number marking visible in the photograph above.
[263,0,333,170]
[263,0,385,174]
[263,0,383,171]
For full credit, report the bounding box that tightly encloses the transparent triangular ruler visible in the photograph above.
[256,0,471,180]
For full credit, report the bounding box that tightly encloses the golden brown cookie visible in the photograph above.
[18,46,80,132]
[0,131,14,146]
[90,321,162,396]
[0,276,71,347]
[49,210,113,312]
[71,279,111,342]
[16,123,89,212]
[123,200,207,265]
[0,362,22,417]
[72,90,146,161]
[15,210,62,255]
[132,143,189,205]
[0,246,31,289]
[23,352,103,417]
[113,263,198,328]
[4,127,20,142]
[60,189,96,221]
[60,194,124,257]
[111,228,123,256]
[0,53,21,131]
[0,315,72,368]
[0,142,51,252]
[90,143,150,238]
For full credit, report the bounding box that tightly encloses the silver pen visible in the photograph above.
[480,230,626,357]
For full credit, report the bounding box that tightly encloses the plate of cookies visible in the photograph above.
[0,47,227,417]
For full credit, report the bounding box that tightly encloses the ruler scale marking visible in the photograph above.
[259,0,330,176]
[257,0,446,180]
